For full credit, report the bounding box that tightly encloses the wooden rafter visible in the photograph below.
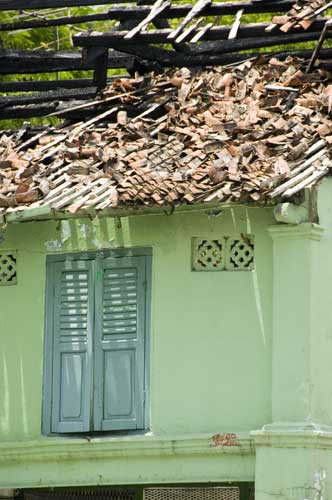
[92,1,294,22]
[0,78,119,93]
[0,0,139,10]
[0,49,133,74]
[0,87,97,107]
[124,0,171,39]
[0,10,112,31]
[167,0,211,40]
[1,0,332,124]
[73,18,330,47]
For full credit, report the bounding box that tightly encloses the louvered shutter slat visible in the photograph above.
[93,256,146,431]
[50,260,93,433]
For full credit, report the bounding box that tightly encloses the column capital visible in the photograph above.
[252,425,332,449]
[268,223,324,241]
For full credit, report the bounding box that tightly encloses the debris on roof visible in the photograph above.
[270,0,332,32]
[0,56,331,217]
[2,0,332,121]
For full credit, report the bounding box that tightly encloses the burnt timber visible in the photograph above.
[1,0,332,122]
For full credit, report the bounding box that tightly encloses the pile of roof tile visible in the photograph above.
[272,0,332,31]
[0,55,332,216]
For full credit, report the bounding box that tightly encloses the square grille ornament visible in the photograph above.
[192,238,225,271]
[225,236,254,271]
[192,236,254,271]
[0,252,17,285]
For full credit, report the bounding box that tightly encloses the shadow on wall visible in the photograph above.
[0,351,30,438]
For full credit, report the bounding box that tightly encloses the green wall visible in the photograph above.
[0,207,274,442]
[311,178,332,425]
[2,194,332,494]
[0,206,274,488]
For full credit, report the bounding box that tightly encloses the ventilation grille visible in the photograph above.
[25,489,135,500]
[192,236,254,271]
[144,487,240,500]
[0,252,17,285]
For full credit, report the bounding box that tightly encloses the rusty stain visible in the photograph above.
[211,433,239,447]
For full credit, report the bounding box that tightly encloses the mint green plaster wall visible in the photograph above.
[0,207,273,488]
[0,207,274,443]
[311,178,332,425]
[255,434,332,500]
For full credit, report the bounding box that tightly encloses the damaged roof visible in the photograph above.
[270,0,332,32]
[3,0,332,120]
[1,55,332,218]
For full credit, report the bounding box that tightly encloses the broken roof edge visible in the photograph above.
[0,199,277,226]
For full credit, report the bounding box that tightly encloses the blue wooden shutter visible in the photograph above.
[93,256,146,431]
[50,260,93,433]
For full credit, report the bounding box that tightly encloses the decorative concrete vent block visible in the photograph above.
[192,236,254,271]
[225,236,254,270]
[144,487,240,500]
[0,252,17,285]
[192,238,225,271]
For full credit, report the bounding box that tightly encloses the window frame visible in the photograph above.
[42,247,152,436]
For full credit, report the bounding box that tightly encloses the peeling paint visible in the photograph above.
[211,433,239,447]
[61,220,72,242]
[45,239,63,252]
[312,469,326,500]
[45,221,72,251]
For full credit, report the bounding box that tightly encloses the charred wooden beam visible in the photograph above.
[0,78,115,93]
[82,45,332,68]
[94,1,294,21]
[0,87,97,107]
[53,102,152,121]
[0,104,58,120]
[92,48,109,90]
[0,10,111,31]
[0,0,293,14]
[306,18,332,73]
[0,49,133,74]
[73,19,329,47]
[189,29,332,55]
[74,29,332,60]
[0,0,138,10]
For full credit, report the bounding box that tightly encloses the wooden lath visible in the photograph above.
[71,0,332,58]
[0,1,295,33]
[72,18,331,48]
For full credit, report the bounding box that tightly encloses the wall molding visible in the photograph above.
[0,433,254,464]
[268,223,325,241]
[253,422,332,450]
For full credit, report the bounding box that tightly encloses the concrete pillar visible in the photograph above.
[254,223,332,500]
[268,223,324,426]
[254,431,332,500]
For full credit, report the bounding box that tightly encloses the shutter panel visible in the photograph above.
[50,260,93,433]
[93,256,146,431]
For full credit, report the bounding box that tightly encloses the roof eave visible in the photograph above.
[0,200,272,225]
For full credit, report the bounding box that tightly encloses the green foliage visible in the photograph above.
[0,6,105,128]
[0,6,104,83]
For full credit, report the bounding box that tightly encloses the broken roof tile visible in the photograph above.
[1,56,332,216]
